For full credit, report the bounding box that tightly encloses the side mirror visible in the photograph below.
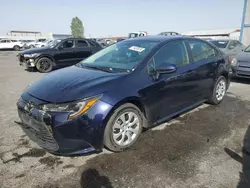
[229,45,235,49]
[155,63,177,74]
[153,63,177,80]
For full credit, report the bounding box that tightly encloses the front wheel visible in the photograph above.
[208,76,227,105]
[36,57,53,73]
[13,45,20,51]
[104,103,143,152]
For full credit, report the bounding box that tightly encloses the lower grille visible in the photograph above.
[18,106,59,151]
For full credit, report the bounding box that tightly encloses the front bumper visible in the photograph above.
[16,93,113,155]
[232,62,250,79]
[18,54,36,68]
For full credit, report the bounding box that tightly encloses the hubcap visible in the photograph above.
[112,112,140,146]
[38,60,50,71]
[216,79,226,101]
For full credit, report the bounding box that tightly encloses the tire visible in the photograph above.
[13,45,20,51]
[29,45,35,49]
[104,103,143,152]
[208,76,227,105]
[36,57,53,73]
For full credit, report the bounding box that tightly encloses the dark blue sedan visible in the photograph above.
[16,36,232,155]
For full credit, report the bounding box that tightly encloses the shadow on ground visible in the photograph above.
[40,96,250,188]
[232,77,250,85]
[224,125,250,188]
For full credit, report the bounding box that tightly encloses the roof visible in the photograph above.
[183,28,240,36]
[128,35,185,42]
[9,30,41,34]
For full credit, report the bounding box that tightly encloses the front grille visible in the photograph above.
[17,103,59,151]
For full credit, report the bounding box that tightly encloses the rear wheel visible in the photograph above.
[208,76,227,105]
[36,57,53,73]
[29,45,35,48]
[104,103,143,152]
[13,45,20,51]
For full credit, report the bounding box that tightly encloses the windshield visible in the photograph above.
[210,40,229,48]
[78,40,158,72]
[49,40,61,48]
[245,45,250,52]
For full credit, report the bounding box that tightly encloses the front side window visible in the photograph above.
[62,40,74,48]
[153,41,189,69]
[78,40,158,72]
[76,40,88,47]
[186,40,216,62]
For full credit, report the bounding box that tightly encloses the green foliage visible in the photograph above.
[71,17,84,38]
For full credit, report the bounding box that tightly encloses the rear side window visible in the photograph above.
[76,40,89,47]
[0,40,6,43]
[186,40,216,62]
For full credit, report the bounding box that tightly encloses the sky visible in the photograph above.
[0,0,245,38]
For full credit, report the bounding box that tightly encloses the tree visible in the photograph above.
[71,17,84,38]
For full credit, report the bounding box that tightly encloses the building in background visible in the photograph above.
[240,0,250,46]
[183,28,241,40]
[7,30,42,37]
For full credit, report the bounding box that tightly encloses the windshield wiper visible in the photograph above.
[83,65,114,73]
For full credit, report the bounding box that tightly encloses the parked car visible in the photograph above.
[0,39,25,51]
[158,31,181,36]
[34,39,53,48]
[16,36,231,155]
[208,39,245,57]
[116,38,126,42]
[18,38,103,73]
[230,44,250,78]
[26,38,47,49]
[128,31,148,38]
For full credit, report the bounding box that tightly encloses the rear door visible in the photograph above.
[185,39,221,99]
[0,40,7,49]
[74,39,92,62]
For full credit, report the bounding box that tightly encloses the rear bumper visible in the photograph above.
[16,94,113,156]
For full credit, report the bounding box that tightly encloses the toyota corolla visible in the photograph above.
[16,36,231,155]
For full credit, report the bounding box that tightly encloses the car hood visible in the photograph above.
[21,47,52,54]
[26,66,124,103]
[237,52,250,62]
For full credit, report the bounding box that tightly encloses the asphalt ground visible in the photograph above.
[1,51,250,188]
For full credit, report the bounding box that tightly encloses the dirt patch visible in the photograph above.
[17,138,30,147]
[63,164,75,169]
[43,96,250,188]
[39,156,63,167]
[4,148,46,163]
[15,173,25,179]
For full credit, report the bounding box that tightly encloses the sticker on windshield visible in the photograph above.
[129,46,145,52]
[218,41,227,44]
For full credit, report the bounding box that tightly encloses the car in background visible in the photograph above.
[230,44,250,78]
[93,38,107,48]
[158,31,181,36]
[208,39,245,57]
[0,39,25,51]
[128,31,148,38]
[16,36,231,155]
[117,38,126,42]
[34,39,54,48]
[18,38,103,73]
[26,38,47,48]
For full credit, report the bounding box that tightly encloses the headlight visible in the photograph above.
[40,96,100,120]
[231,57,237,66]
[24,53,39,58]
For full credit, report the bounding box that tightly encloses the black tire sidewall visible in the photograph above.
[36,57,53,73]
[104,103,143,152]
[210,76,227,105]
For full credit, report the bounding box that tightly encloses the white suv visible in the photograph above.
[0,39,25,51]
